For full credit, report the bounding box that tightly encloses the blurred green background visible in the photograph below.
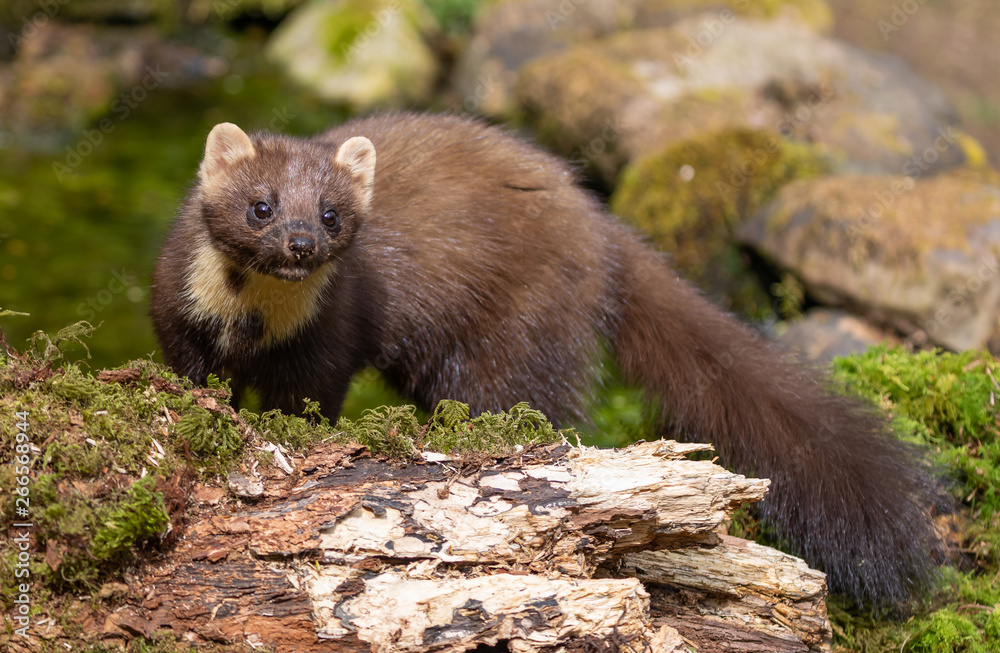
[1,0,999,440]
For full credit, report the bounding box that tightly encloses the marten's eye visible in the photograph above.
[322,208,340,230]
[252,202,273,220]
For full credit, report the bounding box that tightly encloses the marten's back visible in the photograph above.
[320,114,623,394]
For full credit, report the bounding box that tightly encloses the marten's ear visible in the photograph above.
[335,136,376,209]
[200,123,256,181]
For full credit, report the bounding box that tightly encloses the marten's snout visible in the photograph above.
[287,235,316,260]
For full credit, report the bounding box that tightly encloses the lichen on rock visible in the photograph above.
[610,128,828,316]
[739,170,1000,351]
[266,0,441,110]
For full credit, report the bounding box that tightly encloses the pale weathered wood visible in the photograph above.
[619,537,831,652]
[99,440,828,653]
[309,568,685,653]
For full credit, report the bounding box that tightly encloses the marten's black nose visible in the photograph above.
[288,236,316,259]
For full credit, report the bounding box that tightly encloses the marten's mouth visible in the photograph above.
[272,264,312,282]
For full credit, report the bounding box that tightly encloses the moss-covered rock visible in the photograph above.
[266,0,441,111]
[635,0,832,32]
[739,170,1000,351]
[451,0,627,118]
[452,0,832,118]
[610,128,827,316]
[515,18,965,187]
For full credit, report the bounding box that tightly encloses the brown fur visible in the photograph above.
[151,112,940,609]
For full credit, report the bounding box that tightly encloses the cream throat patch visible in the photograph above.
[182,240,335,353]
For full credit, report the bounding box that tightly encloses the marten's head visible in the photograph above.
[195,122,375,282]
[179,124,377,350]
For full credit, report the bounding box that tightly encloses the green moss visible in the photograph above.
[908,610,986,653]
[822,346,1000,651]
[769,272,805,319]
[243,399,336,450]
[610,128,827,318]
[320,0,384,63]
[736,0,832,27]
[422,400,562,455]
[516,48,643,170]
[172,405,243,467]
[1,321,571,609]
[984,609,1000,646]
[832,346,1000,564]
[23,473,167,590]
[336,404,424,457]
[82,635,185,653]
[332,399,564,457]
[90,477,169,561]
[422,0,485,35]
[46,365,102,405]
[829,346,999,446]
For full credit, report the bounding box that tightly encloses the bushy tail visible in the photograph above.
[610,236,940,610]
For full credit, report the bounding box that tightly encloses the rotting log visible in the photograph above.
[618,537,830,653]
[102,440,830,652]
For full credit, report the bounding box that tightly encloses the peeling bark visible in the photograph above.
[118,441,828,652]
[619,537,831,652]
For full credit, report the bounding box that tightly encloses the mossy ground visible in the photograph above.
[789,346,1000,651]
[0,318,564,649]
[6,326,1000,652]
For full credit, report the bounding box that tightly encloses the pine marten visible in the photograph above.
[151,112,940,610]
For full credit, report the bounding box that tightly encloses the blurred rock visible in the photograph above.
[266,0,440,111]
[609,128,828,316]
[1,0,306,28]
[0,21,227,150]
[452,0,626,118]
[516,17,969,187]
[2,0,175,28]
[187,0,306,23]
[634,0,832,32]
[452,0,832,118]
[739,172,1000,351]
[775,308,894,364]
